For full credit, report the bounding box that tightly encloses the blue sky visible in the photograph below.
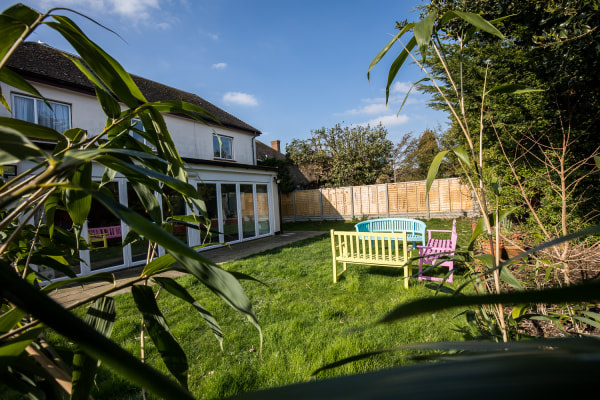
[3,0,450,150]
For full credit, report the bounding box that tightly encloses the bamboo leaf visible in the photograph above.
[425,150,450,194]
[64,162,92,227]
[499,267,524,291]
[42,272,115,293]
[0,308,26,334]
[367,22,416,80]
[397,77,429,115]
[385,36,417,105]
[0,326,43,357]
[414,11,436,62]
[45,15,146,108]
[0,4,41,61]
[380,280,600,324]
[129,181,162,223]
[487,83,544,95]
[0,116,65,143]
[0,262,195,399]
[153,277,224,349]
[452,11,505,39]
[71,297,116,400]
[451,146,472,169]
[132,285,188,388]
[0,68,44,105]
[0,124,46,164]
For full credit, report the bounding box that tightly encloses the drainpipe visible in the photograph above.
[251,134,256,165]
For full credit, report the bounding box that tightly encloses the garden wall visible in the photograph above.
[280,177,478,221]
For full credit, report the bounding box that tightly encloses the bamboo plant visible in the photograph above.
[0,3,260,399]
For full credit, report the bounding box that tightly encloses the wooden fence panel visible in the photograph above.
[280,177,476,221]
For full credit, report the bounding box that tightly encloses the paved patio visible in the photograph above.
[49,231,327,307]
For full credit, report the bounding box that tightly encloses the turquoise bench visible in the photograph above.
[355,218,426,248]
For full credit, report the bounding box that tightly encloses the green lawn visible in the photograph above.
[49,218,475,399]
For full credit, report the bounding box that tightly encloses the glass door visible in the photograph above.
[221,184,239,242]
[197,183,220,245]
[256,184,270,235]
[240,184,255,239]
[88,181,123,270]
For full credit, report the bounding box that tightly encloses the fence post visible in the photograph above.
[386,183,390,218]
[293,191,297,221]
[350,186,354,220]
[320,188,323,219]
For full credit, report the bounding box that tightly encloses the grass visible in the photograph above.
[49,218,475,399]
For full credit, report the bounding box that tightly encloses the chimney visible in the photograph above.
[270,140,281,153]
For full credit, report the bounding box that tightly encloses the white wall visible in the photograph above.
[1,81,257,164]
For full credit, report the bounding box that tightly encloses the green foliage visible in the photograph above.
[257,156,295,193]
[286,123,394,187]
[422,0,600,230]
[0,3,258,399]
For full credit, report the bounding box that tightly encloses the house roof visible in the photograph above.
[6,41,262,136]
[256,140,286,160]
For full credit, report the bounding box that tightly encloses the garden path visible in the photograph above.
[49,231,327,307]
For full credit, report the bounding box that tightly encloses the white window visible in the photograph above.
[12,94,71,132]
[130,119,155,150]
[213,134,233,160]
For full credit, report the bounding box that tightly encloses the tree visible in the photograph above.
[421,0,600,231]
[0,3,259,399]
[286,123,394,188]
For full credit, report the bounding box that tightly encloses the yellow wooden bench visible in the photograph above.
[330,229,411,289]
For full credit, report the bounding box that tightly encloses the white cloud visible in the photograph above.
[212,62,227,70]
[223,92,258,107]
[363,114,410,128]
[343,103,388,116]
[37,0,160,21]
[390,81,413,94]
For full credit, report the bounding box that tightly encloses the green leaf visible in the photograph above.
[487,83,544,95]
[499,267,524,291]
[0,262,195,400]
[41,272,115,293]
[414,11,437,62]
[132,285,188,388]
[153,277,224,349]
[367,22,416,81]
[0,326,43,357]
[380,280,600,324]
[452,11,505,39]
[64,162,92,227]
[0,116,65,143]
[0,68,44,105]
[0,124,45,164]
[594,156,600,168]
[425,150,450,194]
[0,308,26,335]
[129,181,162,223]
[385,36,417,105]
[45,15,146,108]
[0,4,41,61]
[397,77,429,115]
[71,296,116,400]
[451,146,472,170]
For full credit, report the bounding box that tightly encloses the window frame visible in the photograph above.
[213,134,234,160]
[11,93,72,133]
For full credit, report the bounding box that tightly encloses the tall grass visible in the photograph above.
[48,219,473,399]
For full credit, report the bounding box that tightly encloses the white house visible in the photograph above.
[1,42,280,277]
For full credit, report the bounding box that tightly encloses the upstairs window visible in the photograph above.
[12,94,71,132]
[213,134,233,160]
